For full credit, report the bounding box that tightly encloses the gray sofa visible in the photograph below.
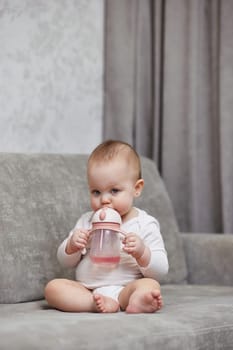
[1,153,233,350]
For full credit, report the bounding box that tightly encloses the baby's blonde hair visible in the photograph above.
[88,140,142,180]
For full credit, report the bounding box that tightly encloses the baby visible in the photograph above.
[45,140,169,313]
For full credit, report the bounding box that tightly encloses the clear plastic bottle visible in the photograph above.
[89,208,124,268]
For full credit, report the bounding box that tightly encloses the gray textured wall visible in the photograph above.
[0,0,103,153]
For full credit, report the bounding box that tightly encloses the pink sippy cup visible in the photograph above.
[89,208,125,268]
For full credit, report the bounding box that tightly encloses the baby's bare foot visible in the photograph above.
[126,289,163,313]
[93,294,119,313]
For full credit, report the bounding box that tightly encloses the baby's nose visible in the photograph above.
[101,192,111,203]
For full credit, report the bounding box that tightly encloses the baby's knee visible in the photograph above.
[134,277,161,290]
[44,278,61,300]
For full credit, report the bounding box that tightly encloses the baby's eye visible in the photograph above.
[92,190,100,197]
[111,188,120,195]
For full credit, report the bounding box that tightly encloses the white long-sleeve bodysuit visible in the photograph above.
[57,208,169,290]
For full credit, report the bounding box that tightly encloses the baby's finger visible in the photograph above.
[75,242,86,250]
[77,236,88,245]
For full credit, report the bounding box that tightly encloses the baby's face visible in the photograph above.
[87,157,138,220]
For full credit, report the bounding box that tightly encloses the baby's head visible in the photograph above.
[87,140,144,218]
[87,140,142,181]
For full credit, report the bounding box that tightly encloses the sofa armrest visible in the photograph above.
[181,233,233,285]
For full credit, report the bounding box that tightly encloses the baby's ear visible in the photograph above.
[134,179,144,197]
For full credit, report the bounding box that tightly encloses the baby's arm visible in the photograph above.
[123,233,150,267]
[123,219,169,279]
[57,228,90,268]
[57,212,92,268]
[66,228,90,254]
[140,221,169,279]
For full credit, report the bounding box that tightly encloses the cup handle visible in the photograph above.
[119,230,127,239]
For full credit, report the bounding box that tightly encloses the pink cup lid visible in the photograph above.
[91,208,122,225]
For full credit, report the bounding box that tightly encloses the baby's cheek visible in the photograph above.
[90,200,99,212]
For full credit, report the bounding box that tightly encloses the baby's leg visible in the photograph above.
[44,278,96,312]
[119,278,163,313]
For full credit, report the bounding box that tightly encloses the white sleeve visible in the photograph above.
[138,219,169,280]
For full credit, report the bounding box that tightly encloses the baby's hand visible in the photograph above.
[66,228,90,254]
[122,233,145,260]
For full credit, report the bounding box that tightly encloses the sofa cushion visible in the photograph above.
[0,285,233,350]
[138,158,187,284]
[0,154,89,303]
[0,154,187,303]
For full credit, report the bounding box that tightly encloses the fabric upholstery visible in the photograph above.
[182,233,233,285]
[0,154,187,303]
[0,154,89,303]
[138,158,187,284]
[1,285,233,350]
